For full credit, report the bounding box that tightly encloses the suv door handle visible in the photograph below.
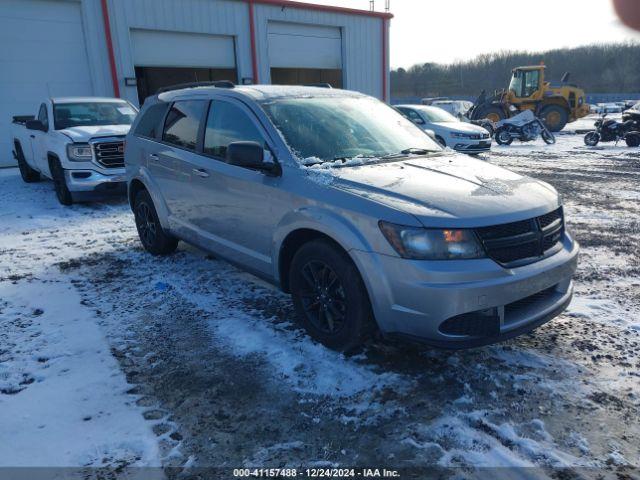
[192,168,210,178]
[149,154,159,161]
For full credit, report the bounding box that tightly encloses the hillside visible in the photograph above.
[391,42,640,98]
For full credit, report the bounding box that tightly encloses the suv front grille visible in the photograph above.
[94,140,125,168]
[475,208,564,267]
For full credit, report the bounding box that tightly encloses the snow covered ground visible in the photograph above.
[0,132,639,478]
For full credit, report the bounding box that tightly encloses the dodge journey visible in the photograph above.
[125,83,579,351]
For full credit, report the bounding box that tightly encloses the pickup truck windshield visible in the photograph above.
[53,102,137,130]
[261,96,441,163]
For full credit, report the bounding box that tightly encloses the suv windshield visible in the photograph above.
[261,96,441,163]
[54,102,137,129]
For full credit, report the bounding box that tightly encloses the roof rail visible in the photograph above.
[304,83,333,89]
[157,80,235,94]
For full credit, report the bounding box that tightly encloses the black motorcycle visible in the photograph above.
[494,110,556,145]
[584,114,640,147]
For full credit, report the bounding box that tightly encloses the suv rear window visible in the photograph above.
[135,103,169,139]
[162,100,207,150]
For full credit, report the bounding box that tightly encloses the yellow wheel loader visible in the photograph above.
[467,64,590,132]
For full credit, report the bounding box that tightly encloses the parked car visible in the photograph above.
[430,100,474,119]
[125,84,578,351]
[594,103,623,114]
[622,101,640,124]
[11,97,138,205]
[395,104,492,154]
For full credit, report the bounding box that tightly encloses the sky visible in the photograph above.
[304,0,640,69]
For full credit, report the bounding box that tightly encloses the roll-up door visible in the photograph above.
[0,0,93,166]
[268,22,343,88]
[131,30,237,104]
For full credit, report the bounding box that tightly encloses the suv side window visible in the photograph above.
[204,100,265,159]
[135,102,169,139]
[38,103,49,130]
[162,100,207,150]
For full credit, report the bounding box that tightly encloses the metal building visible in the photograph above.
[1,0,392,166]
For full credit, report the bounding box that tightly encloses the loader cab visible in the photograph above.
[509,67,544,99]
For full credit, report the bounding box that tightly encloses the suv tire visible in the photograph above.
[15,144,40,183]
[134,189,178,255]
[290,239,375,352]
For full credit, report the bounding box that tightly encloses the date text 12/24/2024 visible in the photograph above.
[233,469,400,478]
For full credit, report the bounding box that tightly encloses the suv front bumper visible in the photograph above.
[352,233,579,348]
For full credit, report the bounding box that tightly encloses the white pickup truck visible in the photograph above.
[11,97,138,205]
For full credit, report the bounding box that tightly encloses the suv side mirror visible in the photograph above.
[226,141,279,175]
[26,119,46,131]
[414,117,425,125]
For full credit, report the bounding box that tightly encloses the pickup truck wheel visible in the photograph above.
[15,144,40,183]
[134,190,178,255]
[290,240,375,352]
[50,159,73,206]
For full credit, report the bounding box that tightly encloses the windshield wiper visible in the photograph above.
[381,148,437,159]
[331,154,377,162]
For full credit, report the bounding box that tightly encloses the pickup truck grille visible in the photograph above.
[475,208,564,267]
[93,140,124,168]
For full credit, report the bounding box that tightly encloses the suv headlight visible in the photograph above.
[379,221,486,260]
[67,143,93,161]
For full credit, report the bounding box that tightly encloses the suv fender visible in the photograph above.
[128,168,171,231]
[273,207,385,320]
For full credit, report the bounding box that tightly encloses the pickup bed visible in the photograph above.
[11,97,137,205]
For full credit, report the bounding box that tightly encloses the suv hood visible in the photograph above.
[59,124,131,143]
[329,154,560,228]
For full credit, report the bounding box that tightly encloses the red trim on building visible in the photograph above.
[249,0,393,19]
[100,0,120,97]
[248,0,260,83]
[381,18,388,102]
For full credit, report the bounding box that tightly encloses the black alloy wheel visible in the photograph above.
[133,190,179,255]
[290,239,376,351]
[298,260,348,335]
[135,201,157,248]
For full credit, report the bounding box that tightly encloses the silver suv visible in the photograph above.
[125,83,579,351]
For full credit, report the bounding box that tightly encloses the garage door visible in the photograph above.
[268,22,343,88]
[0,0,93,167]
[131,30,237,104]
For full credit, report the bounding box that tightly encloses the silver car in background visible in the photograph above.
[125,83,578,351]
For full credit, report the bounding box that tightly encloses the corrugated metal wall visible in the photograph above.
[105,0,253,105]
[101,0,387,105]
[1,0,388,167]
[252,3,386,98]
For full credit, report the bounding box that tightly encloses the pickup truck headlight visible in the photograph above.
[379,221,486,260]
[67,143,93,161]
